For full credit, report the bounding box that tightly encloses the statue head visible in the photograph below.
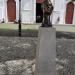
[41,0,54,27]
[42,0,54,15]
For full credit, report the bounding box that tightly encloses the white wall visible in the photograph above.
[15,0,19,22]
[22,0,36,23]
[72,2,75,24]
[0,0,5,22]
[0,0,36,23]
[2,0,75,24]
[52,0,66,24]
[16,0,36,23]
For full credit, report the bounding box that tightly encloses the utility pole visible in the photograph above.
[19,0,21,36]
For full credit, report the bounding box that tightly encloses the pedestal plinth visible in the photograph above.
[35,27,56,75]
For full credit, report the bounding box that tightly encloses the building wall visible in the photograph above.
[73,2,75,24]
[21,0,36,23]
[0,0,75,24]
[52,0,66,24]
[0,0,5,22]
[0,0,36,23]
[14,0,36,23]
[52,0,75,25]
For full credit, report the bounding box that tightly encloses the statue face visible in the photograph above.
[42,0,53,13]
[43,1,53,15]
[41,0,53,27]
[48,0,52,4]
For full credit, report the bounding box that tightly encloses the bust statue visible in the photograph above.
[41,0,54,27]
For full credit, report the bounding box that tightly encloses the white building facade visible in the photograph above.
[0,0,75,24]
[0,0,36,23]
[52,0,75,24]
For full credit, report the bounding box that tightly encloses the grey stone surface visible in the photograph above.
[0,63,6,75]
[5,59,35,75]
[0,37,37,62]
[0,59,35,75]
[0,33,74,75]
[35,27,56,75]
[56,39,75,75]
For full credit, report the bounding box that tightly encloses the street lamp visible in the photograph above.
[19,0,21,36]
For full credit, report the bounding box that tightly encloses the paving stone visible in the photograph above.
[0,63,6,75]
[0,36,74,75]
[5,59,35,75]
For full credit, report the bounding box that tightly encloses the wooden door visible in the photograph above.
[7,0,16,22]
[65,2,74,24]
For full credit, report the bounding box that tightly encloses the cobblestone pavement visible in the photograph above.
[56,39,75,75]
[0,37,74,75]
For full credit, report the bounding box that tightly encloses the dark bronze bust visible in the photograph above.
[41,0,54,27]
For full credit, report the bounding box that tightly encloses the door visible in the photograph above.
[65,2,74,24]
[36,3,43,23]
[7,0,16,22]
[36,0,44,23]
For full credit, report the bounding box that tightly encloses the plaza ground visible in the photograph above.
[0,23,75,38]
[0,23,75,75]
[0,37,74,75]
[0,23,75,32]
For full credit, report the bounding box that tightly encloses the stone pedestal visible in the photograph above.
[35,27,56,75]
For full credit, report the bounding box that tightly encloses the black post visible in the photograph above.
[19,0,21,36]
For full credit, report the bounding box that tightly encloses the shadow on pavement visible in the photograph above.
[0,29,75,39]
[0,29,38,37]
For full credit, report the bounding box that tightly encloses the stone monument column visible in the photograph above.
[35,27,56,75]
[35,0,56,75]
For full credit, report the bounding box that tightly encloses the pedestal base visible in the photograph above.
[35,27,56,75]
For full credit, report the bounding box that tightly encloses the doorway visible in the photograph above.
[36,3,43,23]
[7,0,16,22]
[65,2,74,24]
